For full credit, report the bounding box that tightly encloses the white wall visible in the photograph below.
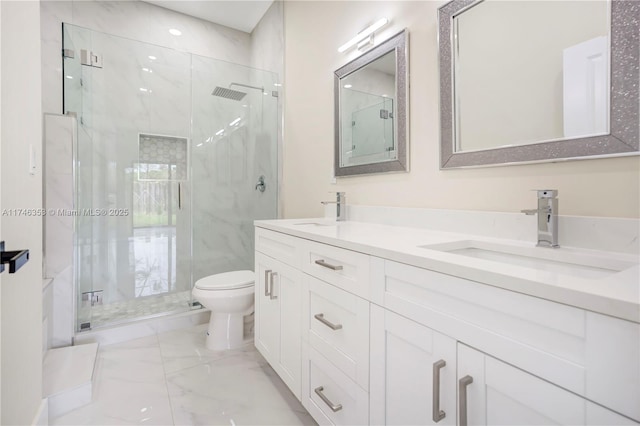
[282,1,639,219]
[1,1,44,424]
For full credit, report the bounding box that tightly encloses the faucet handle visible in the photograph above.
[321,192,345,205]
[532,189,558,198]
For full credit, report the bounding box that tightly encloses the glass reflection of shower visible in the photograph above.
[63,24,279,331]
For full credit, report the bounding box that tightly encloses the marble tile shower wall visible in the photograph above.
[190,56,278,282]
[41,1,284,348]
[251,1,284,214]
[44,115,76,348]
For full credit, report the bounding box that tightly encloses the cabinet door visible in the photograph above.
[276,258,302,399]
[255,252,280,366]
[254,252,302,400]
[459,344,595,426]
[370,305,457,426]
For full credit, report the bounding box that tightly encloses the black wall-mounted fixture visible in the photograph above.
[0,241,29,274]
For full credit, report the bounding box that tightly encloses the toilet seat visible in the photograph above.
[195,270,254,291]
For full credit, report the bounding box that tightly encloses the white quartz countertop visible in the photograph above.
[255,218,640,323]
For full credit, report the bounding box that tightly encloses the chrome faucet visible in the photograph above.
[521,190,559,248]
[321,192,346,221]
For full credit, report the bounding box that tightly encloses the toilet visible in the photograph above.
[192,270,255,351]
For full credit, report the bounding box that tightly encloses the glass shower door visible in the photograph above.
[64,24,194,330]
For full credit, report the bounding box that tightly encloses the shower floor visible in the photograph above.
[87,290,194,329]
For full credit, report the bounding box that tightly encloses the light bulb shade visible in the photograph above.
[338,18,389,53]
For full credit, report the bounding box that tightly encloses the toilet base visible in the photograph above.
[205,312,245,351]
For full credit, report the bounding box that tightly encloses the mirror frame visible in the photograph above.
[334,29,409,177]
[438,0,639,169]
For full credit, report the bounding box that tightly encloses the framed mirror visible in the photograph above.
[438,0,639,168]
[335,30,409,177]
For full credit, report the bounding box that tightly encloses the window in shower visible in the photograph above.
[133,134,188,298]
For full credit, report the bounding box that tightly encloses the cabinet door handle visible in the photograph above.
[314,313,343,330]
[459,375,473,426]
[432,360,446,422]
[314,386,343,412]
[314,259,343,271]
[264,270,272,296]
[269,272,278,300]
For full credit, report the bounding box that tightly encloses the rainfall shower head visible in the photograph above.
[211,82,265,101]
[211,86,247,101]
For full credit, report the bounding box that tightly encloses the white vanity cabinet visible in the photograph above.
[300,245,371,425]
[371,258,640,423]
[254,225,640,425]
[458,344,638,426]
[370,305,457,425]
[254,230,304,400]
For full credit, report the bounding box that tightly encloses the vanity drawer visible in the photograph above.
[306,347,368,426]
[306,275,370,389]
[255,227,302,268]
[302,240,370,299]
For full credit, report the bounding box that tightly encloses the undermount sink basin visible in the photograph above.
[419,240,638,280]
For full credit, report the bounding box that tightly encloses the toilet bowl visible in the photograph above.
[192,270,255,351]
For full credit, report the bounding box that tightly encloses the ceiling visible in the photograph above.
[145,1,274,33]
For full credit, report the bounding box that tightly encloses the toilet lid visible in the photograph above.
[195,270,255,290]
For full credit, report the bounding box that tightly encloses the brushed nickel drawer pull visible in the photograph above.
[432,360,446,422]
[314,386,343,412]
[459,375,473,426]
[264,270,272,296]
[315,259,343,271]
[269,272,278,300]
[314,313,343,330]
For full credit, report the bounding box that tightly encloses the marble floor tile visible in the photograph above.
[52,325,315,426]
[157,323,251,374]
[166,350,314,426]
[52,335,174,425]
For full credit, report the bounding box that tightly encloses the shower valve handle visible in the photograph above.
[255,175,266,193]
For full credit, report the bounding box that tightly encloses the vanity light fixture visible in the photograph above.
[338,18,389,53]
[169,28,182,36]
[356,35,375,51]
[343,84,353,89]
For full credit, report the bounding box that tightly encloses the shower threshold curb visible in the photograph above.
[74,308,210,347]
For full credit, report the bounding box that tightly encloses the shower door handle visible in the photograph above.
[178,183,182,210]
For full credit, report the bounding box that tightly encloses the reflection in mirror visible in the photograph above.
[454,0,610,152]
[340,51,396,166]
[335,30,408,177]
[438,0,639,168]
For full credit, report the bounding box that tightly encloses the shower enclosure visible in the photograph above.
[63,24,279,330]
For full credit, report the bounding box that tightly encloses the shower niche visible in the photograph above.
[62,23,279,330]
